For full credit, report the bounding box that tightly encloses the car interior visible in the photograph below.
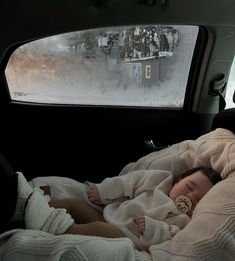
[0,0,234,182]
[0,0,235,260]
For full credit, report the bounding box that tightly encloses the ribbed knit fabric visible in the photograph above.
[96,170,190,250]
[29,176,104,212]
[10,172,75,235]
[24,190,74,235]
[0,229,149,261]
[120,128,235,179]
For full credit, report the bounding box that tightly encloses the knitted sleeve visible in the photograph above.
[140,216,181,247]
[25,190,74,235]
[96,169,172,203]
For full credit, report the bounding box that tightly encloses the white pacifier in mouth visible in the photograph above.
[175,195,192,214]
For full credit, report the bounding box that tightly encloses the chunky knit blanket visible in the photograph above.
[1,128,235,261]
[0,229,146,261]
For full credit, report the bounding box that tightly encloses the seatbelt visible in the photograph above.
[209,74,226,111]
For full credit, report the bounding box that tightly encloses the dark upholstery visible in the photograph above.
[211,108,235,133]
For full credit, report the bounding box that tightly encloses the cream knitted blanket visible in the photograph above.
[1,128,235,260]
[0,229,146,261]
[120,128,235,180]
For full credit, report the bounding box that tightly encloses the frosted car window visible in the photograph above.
[5,25,199,108]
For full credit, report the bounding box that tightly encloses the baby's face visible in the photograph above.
[169,170,213,215]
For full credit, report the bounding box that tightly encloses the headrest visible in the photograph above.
[211,109,235,134]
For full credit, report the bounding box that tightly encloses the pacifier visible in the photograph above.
[175,195,192,214]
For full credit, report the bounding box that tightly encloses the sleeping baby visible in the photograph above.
[48,166,221,249]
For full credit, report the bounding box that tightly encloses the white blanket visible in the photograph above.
[0,229,146,261]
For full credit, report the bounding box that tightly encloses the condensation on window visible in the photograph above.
[5,25,199,108]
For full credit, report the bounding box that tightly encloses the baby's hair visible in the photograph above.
[175,166,222,185]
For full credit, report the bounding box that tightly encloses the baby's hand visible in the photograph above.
[133,216,145,235]
[88,185,101,205]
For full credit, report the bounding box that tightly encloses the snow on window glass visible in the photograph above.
[5,25,199,107]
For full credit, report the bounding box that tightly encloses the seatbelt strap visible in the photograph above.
[209,74,226,111]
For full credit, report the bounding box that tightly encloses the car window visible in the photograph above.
[5,25,199,108]
[225,56,235,109]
